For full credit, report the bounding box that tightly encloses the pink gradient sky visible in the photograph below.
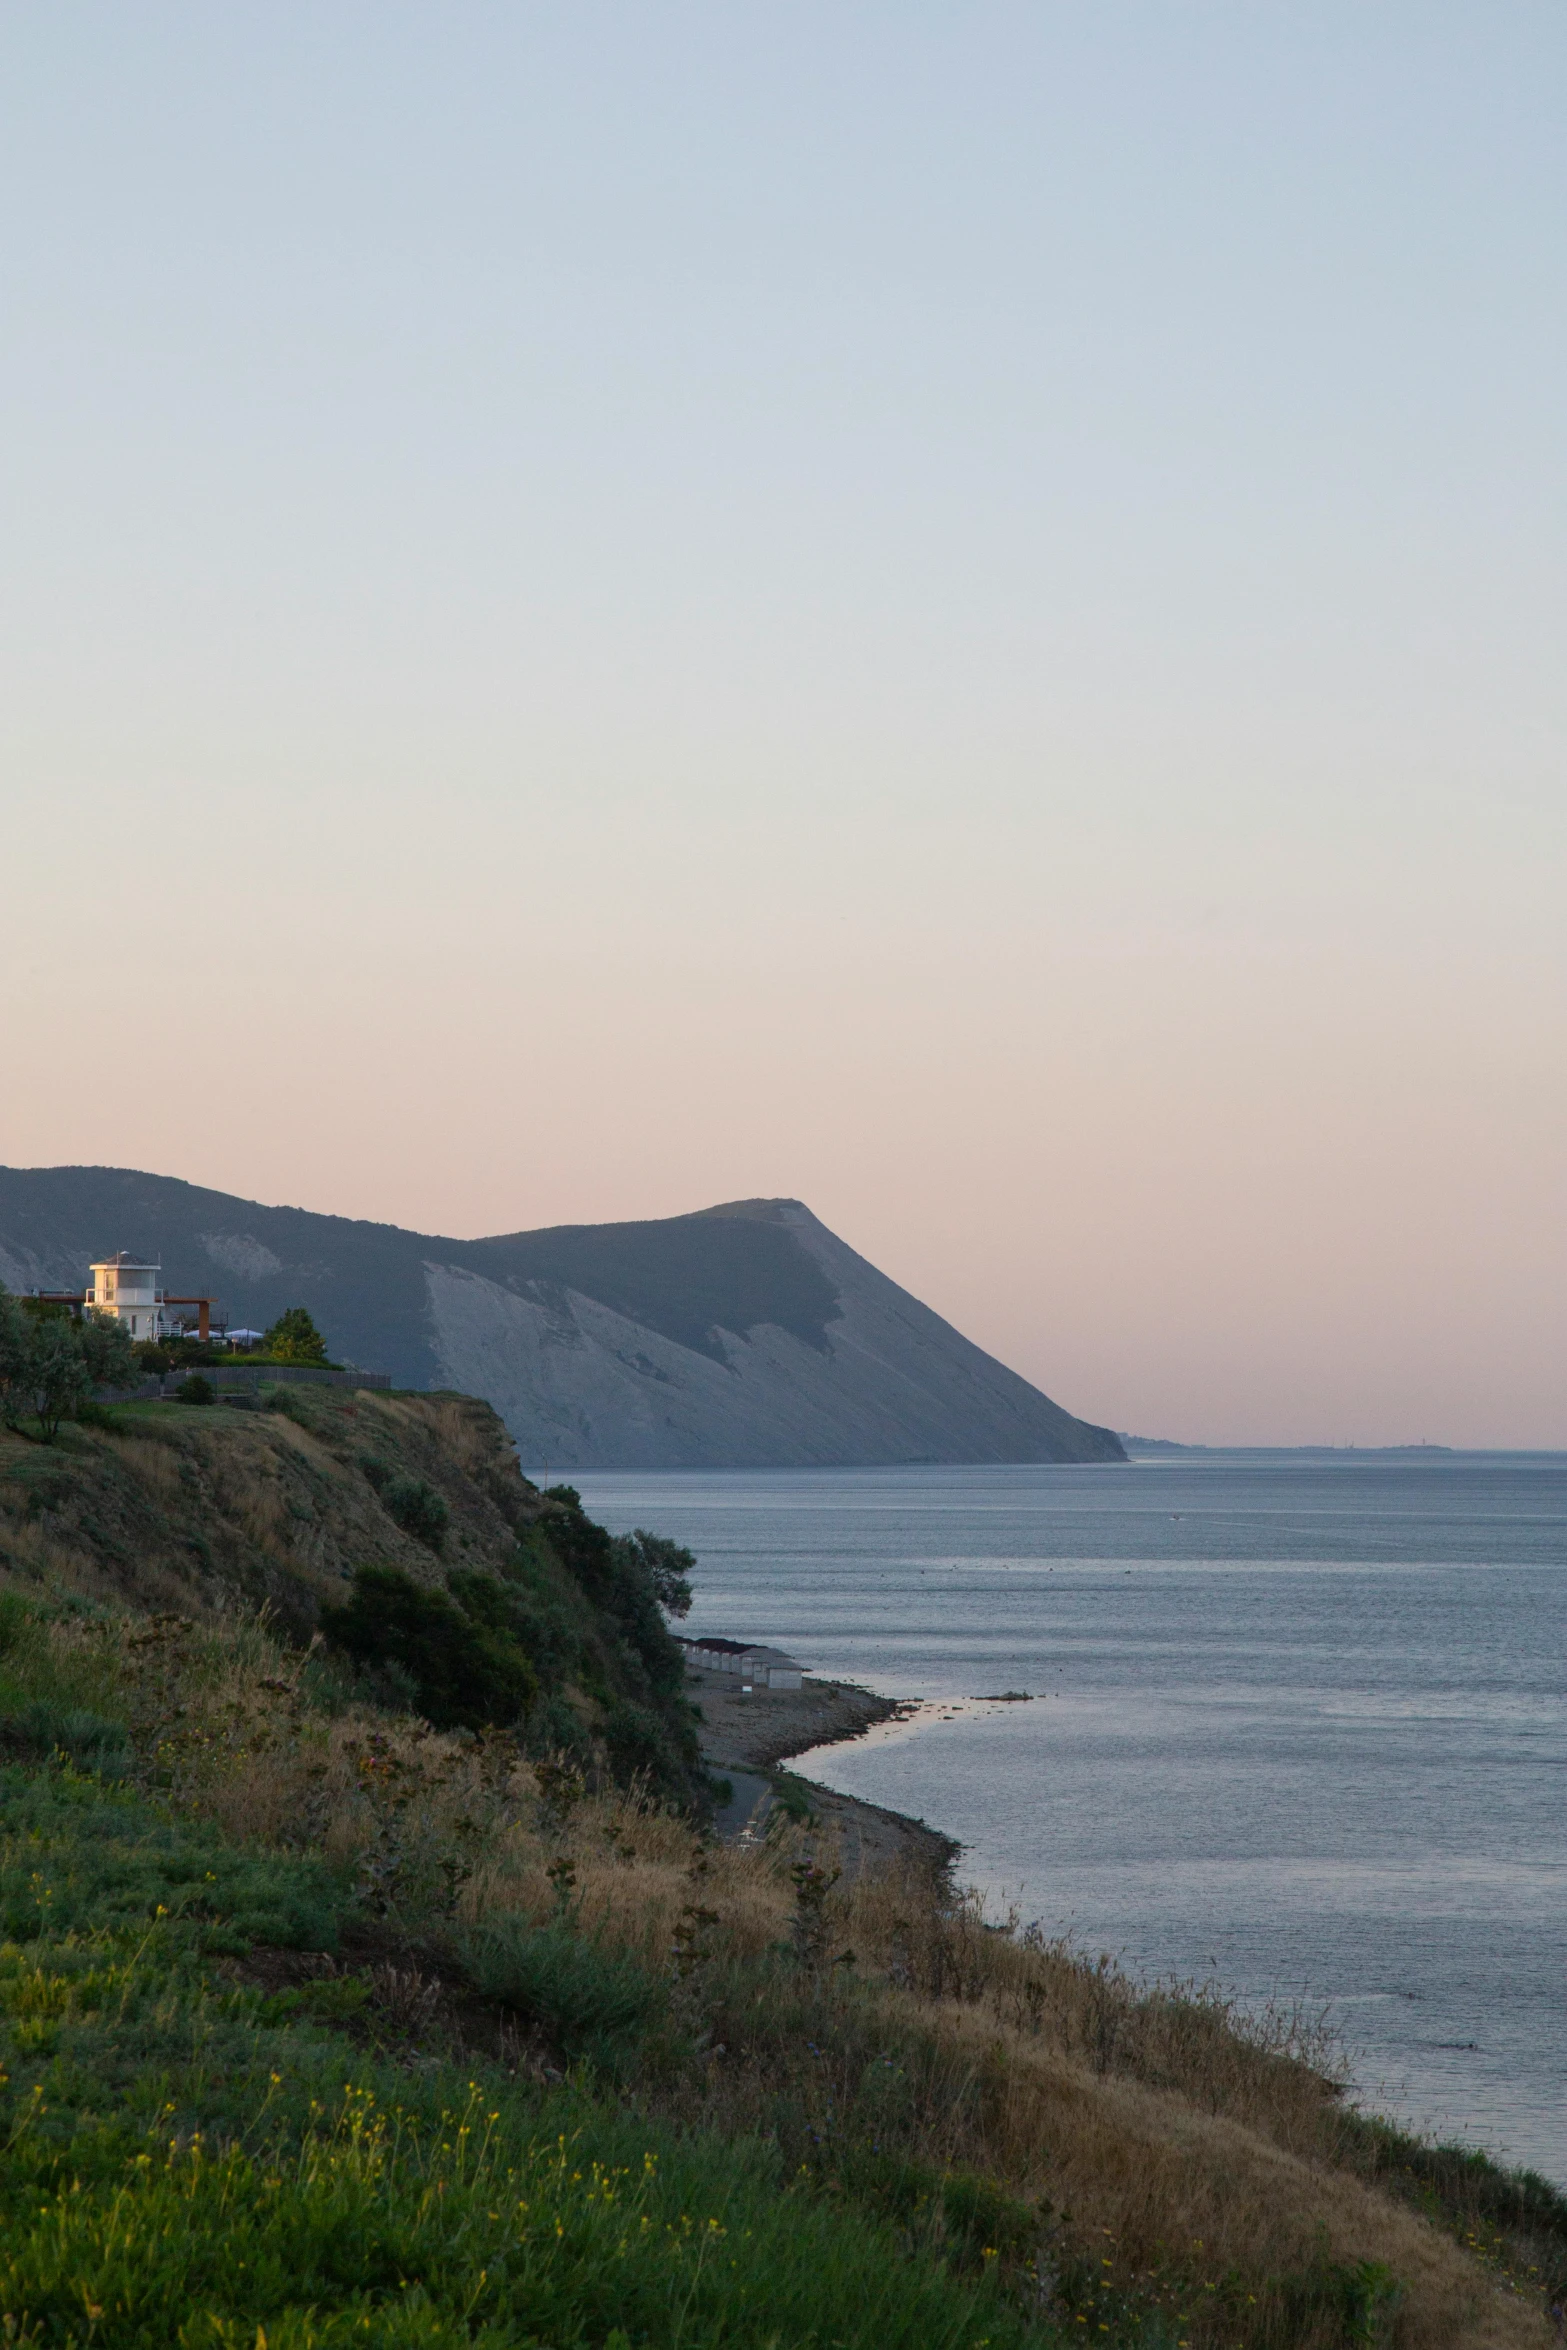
[2,6,1563,1445]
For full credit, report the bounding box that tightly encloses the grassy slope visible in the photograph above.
[0,1397,1561,2348]
[0,1769,1036,2350]
[0,1387,699,1798]
[0,1388,549,1626]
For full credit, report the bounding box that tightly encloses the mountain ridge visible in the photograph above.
[0,1166,1122,1469]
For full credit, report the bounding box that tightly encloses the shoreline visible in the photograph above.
[687,1665,959,1878]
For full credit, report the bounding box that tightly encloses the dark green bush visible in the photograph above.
[175,1373,214,1406]
[72,1399,124,1431]
[459,1914,660,2057]
[319,1566,536,1731]
[0,1702,131,1778]
[770,1772,819,1826]
[78,1309,137,1390]
[262,1385,313,1426]
[828,2152,1043,2274]
[1278,2259,1405,2341]
[531,1689,593,1762]
[382,1474,450,1550]
[499,1537,586,1681]
[601,1697,693,1805]
[445,1567,516,1633]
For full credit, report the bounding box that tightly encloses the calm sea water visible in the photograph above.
[567,1453,1567,2187]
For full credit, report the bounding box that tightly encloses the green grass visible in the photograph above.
[0,1767,344,1953]
[458,1913,662,2062]
[0,1764,1065,2349]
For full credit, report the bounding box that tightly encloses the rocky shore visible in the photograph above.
[687,1665,959,1879]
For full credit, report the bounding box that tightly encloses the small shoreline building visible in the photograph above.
[680,1636,804,1691]
[75,1255,226,1344]
[84,1255,167,1341]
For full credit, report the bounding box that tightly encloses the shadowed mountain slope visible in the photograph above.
[0,1167,1122,1468]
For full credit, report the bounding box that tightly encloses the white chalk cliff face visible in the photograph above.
[0,1170,1119,1468]
[425,1202,1117,1468]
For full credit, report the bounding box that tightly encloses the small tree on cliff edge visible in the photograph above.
[264,1307,328,1364]
[0,1288,133,1440]
[611,1528,695,1618]
[0,1286,30,1428]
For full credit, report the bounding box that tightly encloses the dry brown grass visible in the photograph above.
[0,1390,538,1626]
[2,1597,1551,2349]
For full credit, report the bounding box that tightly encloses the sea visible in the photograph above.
[565,1452,1567,2188]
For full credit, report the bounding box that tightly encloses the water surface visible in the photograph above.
[567,1453,1567,2184]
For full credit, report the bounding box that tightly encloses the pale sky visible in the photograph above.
[3,5,1563,1446]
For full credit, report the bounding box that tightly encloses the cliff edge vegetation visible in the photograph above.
[0,1374,702,1808]
[0,1385,1562,2347]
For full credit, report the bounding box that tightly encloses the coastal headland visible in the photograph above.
[0,1166,1122,1468]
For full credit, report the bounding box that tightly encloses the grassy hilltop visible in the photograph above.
[0,1386,1562,2347]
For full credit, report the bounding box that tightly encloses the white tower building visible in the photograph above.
[84,1255,167,1340]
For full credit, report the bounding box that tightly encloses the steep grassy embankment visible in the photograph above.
[0,1386,552,1620]
[0,1384,702,1805]
[0,1392,1562,2348]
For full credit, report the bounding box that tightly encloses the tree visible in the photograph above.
[612,1528,695,1619]
[0,1292,140,1440]
[0,1285,30,1430]
[78,1308,137,1392]
[263,1307,327,1364]
[19,1317,92,1442]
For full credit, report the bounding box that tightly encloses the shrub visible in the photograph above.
[0,1702,131,1777]
[446,1567,520,1633]
[458,1914,661,2057]
[531,1688,593,1763]
[175,1373,214,1406]
[831,2152,1042,2274]
[319,1566,536,1731]
[382,1474,450,1550]
[601,1697,692,1806]
[262,1384,314,1426]
[72,1399,124,1431]
[771,1772,819,1827]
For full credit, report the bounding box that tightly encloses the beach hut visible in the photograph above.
[680,1637,804,1691]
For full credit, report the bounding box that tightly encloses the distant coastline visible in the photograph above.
[1119,1435,1456,1455]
